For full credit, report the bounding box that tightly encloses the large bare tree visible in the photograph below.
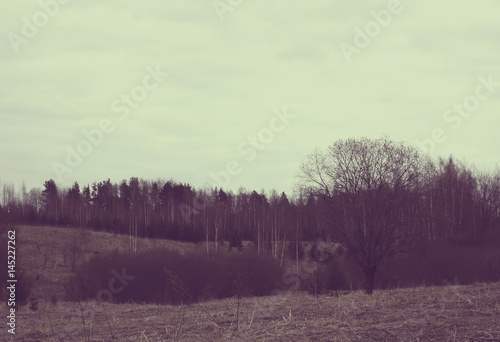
[295,137,434,294]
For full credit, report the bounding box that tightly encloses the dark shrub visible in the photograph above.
[6,270,34,310]
[66,248,284,305]
[377,242,500,289]
[303,257,347,295]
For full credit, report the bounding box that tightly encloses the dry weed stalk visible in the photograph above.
[174,304,186,341]
[78,301,89,342]
[102,303,116,340]
[47,314,55,340]
[248,301,257,329]
[140,331,150,341]
[230,271,243,333]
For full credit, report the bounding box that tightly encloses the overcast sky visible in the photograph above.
[1,0,499,196]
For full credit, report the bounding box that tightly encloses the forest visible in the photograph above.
[1,139,499,257]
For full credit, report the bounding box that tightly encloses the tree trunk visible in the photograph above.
[364,265,377,295]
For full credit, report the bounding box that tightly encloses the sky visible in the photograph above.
[1,0,499,196]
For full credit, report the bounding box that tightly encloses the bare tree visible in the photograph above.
[295,136,433,294]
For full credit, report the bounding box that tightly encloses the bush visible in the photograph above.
[303,257,347,295]
[66,248,284,305]
[376,242,500,289]
[4,270,34,310]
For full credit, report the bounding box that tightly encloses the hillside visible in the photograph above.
[12,225,251,301]
[2,225,500,341]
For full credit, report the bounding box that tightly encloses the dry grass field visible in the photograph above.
[10,282,500,341]
[2,226,500,342]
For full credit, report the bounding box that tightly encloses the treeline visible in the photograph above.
[1,156,499,255]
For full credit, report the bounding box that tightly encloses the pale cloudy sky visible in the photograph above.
[1,0,499,195]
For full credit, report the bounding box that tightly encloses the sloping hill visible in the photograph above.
[14,225,245,301]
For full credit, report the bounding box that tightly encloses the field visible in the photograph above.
[3,226,500,342]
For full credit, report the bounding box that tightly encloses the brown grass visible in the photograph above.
[8,282,500,341]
